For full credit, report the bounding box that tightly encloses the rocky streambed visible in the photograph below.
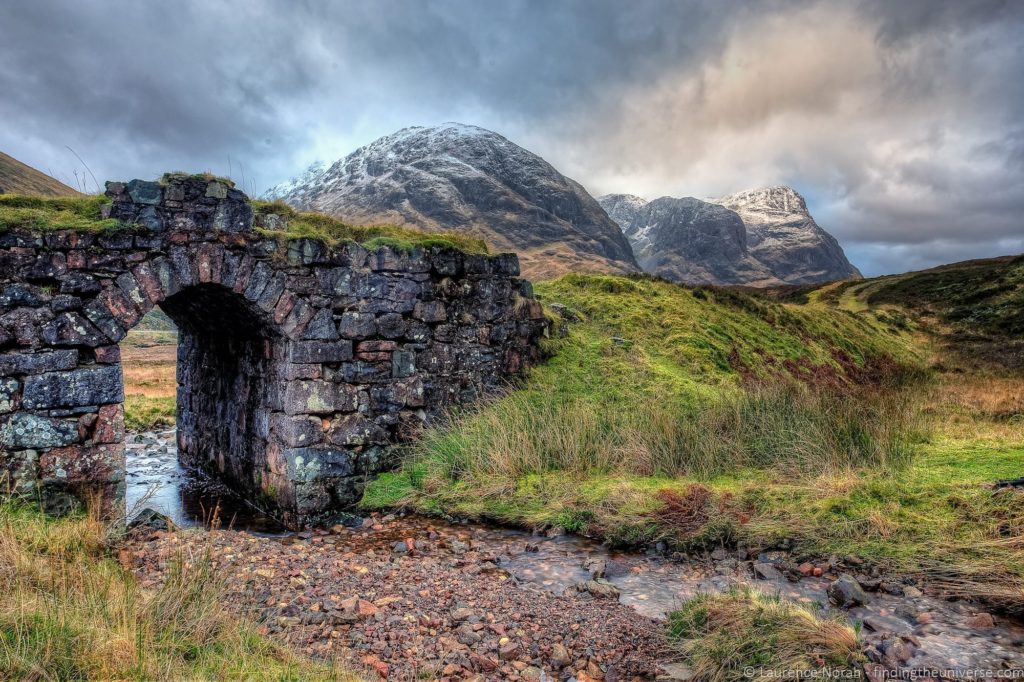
[125,430,1024,680]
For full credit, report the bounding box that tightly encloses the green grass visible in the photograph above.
[667,587,862,681]
[124,396,176,431]
[0,194,120,232]
[252,200,490,254]
[0,502,360,681]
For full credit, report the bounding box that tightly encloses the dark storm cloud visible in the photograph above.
[1,0,1021,275]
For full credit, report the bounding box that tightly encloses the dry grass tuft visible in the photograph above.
[668,587,863,681]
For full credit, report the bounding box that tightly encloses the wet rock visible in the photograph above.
[128,507,172,531]
[753,562,783,581]
[856,574,882,591]
[827,574,870,607]
[583,557,607,579]
[964,612,996,629]
[574,579,620,599]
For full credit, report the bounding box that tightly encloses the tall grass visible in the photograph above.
[0,502,358,680]
[667,587,862,681]
[415,383,920,484]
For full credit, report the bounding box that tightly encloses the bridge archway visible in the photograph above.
[0,175,545,526]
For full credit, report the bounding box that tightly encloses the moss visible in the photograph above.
[252,200,489,254]
[0,192,490,257]
[160,171,236,188]
[0,194,120,233]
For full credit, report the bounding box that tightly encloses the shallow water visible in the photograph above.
[127,431,1024,674]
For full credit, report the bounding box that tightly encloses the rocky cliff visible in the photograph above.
[266,124,639,280]
[599,187,861,286]
[713,186,861,283]
[605,196,779,285]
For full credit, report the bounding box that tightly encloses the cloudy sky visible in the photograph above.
[2,0,1022,276]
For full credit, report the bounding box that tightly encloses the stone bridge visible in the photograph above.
[0,174,546,526]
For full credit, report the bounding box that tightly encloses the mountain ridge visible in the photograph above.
[599,186,860,285]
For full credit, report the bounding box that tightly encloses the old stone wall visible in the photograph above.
[0,175,546,525]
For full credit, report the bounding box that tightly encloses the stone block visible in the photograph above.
[375,313,406,339]
[81,299,126,343]
[22,366,124,409]
[392,350,416,378]
[0,349,78,376]
[92,403,125,444]
[283,380,357,415]
[284,446,356,482]
[126,179,162,205]
[337,311,377,339]
[0,413,80,449]
[271,413,323,447]
[288,340,352,364]
[59,272,102,295]
[39,442,125,482]
[41,312,106,347]
[413,300,447,323]
[196,243,224,283]
[287,238,328,265]
[0,378,19,412]
[302,308,338,340]
[94,345,121,364]
[326,413,388,446]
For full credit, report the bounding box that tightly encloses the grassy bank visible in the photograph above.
[0,502,358,680]
[363,273,1024,608]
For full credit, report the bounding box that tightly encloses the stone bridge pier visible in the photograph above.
[0,174,546,526]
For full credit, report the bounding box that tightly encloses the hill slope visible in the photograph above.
[0,151,81,197]
[266,124,639,280]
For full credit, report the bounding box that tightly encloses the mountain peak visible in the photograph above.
[267,124,638,279]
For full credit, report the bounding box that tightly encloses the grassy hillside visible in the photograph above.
[364,269,1024,608]
[0,151,82,197]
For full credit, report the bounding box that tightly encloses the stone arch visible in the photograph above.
[0,174,546,526]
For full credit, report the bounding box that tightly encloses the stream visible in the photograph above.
[127,429,1024,676]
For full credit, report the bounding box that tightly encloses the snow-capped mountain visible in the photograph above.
[713,186,861,283]
[263,161,328,201]
[598,187,860,285]
[267,124,638,279]
[598,195,780,285]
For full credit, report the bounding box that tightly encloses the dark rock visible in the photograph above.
[22,366,123,409]
[827,573,870,608]
[753,562,783,581]
[128,507,173,530]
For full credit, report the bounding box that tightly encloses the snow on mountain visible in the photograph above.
[713,186,862,283]
[262,161,328,201]
[598,194,781,285]
[269,124,638,279]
